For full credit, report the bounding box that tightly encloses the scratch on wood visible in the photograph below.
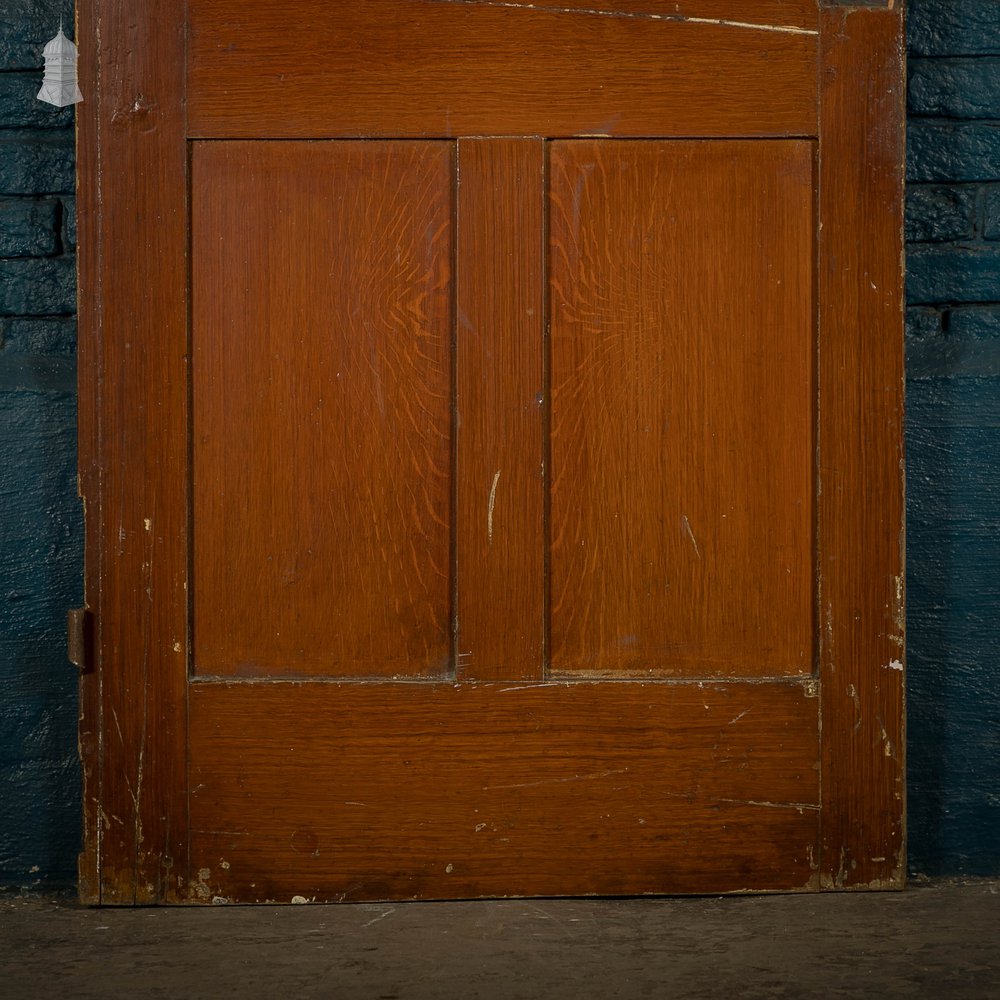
[876,712,899,761]
[487,469,501,544]
[847,683,862,732]
[485,768,628,790]
[499,682,571,692]
[680,514,701,559]
[714,798,820,812]
[429,0,818,35]
[110,707,125,746]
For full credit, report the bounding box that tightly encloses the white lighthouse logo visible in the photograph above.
[37,23,83,108]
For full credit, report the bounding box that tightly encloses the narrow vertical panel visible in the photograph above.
[73,0,101,906]
[549,140,815,678]
[192,142,454,679]
[455,139,545,681]
[818,6,906,889]
[78,1,190,902]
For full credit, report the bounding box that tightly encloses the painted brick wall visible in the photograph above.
[0,0,81,890]
[905,0,1000,876]
[0,2,998,889]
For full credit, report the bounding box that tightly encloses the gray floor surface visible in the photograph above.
[1,878,998,999]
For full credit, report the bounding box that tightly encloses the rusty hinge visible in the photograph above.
[67,608,94,673]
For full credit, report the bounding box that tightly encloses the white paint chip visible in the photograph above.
[487,470,501,544]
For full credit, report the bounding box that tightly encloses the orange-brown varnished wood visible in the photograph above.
[817,6,906,889]
[75,1,190,903]
[188,680,820,901]
[549,140,815,678]
[191,141,454,678]
[502,0,818,31]
[186,0,818,139]
[455,139,545,681]
[80,1,905,904]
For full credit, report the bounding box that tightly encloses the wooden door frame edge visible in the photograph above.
[76,0,190,905]
[817,3,907,889]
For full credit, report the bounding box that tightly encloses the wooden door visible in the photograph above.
[76,0,906,903]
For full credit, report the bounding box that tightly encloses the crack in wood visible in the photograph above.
[427,0,819,35]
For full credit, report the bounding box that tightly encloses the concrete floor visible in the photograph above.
[1,879,998,999]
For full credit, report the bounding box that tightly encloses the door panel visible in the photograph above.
[187,0,818,138]
[455,138,546,682]
[549,140,815,677]
[192,142,454,678]
[189,680,819,901]
[77,0,905,903]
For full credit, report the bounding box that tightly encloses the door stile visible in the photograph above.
[817,4,906,889]
[74,0,100,906]
[455,139,546,682]
[77,0,191,904]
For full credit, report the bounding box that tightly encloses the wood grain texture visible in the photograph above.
[817,6,906,889]
[188,680,820,901]
[80,0,904,904]
[186,0,818,139]
[455,139,545,681]
[549,140,815,678]
[192,142,454,678]
[75,0,190,903]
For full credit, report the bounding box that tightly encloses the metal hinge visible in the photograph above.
[67,608,94,673]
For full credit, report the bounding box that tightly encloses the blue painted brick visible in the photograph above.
[0,384,81,887]
[906,306,943,340]
[908,0,1000,57]
[0,131,74,195]
[61,196,75,251]
[907,332,1000,378]
[0,317,75,355]
[903,307,1000,379]
[908,122,1000,183]
[906,244,1000,305]
[905,185,976,242]
[0,72,73,129]
[0,0,76,71]
[949,305,1000,340]
[906,376,1000,875]
[909,59,1000,120]
[0,257,76,315]
[0,198,59,257]
[983,186,1000,240]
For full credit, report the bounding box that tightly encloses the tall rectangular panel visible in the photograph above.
[191,141,454,678]
[549,140,815,677]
